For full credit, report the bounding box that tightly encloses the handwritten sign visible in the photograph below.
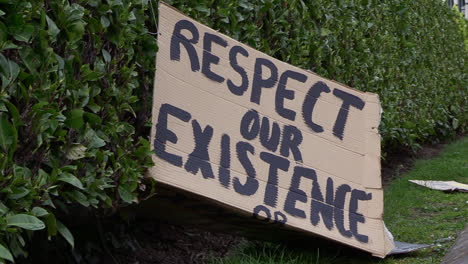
[150,2,395,257]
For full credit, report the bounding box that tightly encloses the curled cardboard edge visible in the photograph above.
[384,224,431,255]
[390,241,432,255]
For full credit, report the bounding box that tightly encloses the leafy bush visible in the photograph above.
[0,0,155,261]
[0,0,466,262]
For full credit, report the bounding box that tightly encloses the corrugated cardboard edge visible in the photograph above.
[365,96,395,257]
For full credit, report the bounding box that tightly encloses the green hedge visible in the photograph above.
[0,0,466,261]
[0,0,155,261]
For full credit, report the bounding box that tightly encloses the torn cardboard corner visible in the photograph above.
[390,241,431,254]
[149,1,423,258]
[384,226,431,255]
[409,180,468,192]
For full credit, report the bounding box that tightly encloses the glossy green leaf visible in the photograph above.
[0,202,8,215]
[31,207,49,217]
[67,190,89,207]
[102,49,111,63]
[58,172,84,190]
[6,214,46,230]
[4,101,20,128]
[57,221,74,248]
[13,24,34,42]
[0,54,20,89]
[8,187,29,200]
[44,213,57,237]
[46,15,60,40]
[84,128,106,149]
[0,114,15,152]
[0,244,13,262]
[100,16,110,28]
[118,185,134,204]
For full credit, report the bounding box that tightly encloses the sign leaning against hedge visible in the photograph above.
[150,2,395,258]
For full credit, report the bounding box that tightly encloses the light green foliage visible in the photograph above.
[453,6,468,53]
[214,137,468,264]
[0,0,155,261]
[167,0,467,151]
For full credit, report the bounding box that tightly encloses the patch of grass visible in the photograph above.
[214,137,468,264]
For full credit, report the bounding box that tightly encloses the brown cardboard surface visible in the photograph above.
[149,2,394,257]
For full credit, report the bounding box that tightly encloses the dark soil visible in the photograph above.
[24,214,242,264]
[381,138,453,186]
[113,220,241,264]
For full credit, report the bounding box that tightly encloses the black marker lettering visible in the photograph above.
[302,81,331,133]
[218,134,231,188]
[276,70,307,121]
[311,177,334,230]
[170,20,200,72]
[280,125,303,162]
[251,58,278,104]
[202,33,228,83]
[260,152,290,207]
[274,211,287,224]
[259,116,281,152]
[184,120,214,179]
[332,89,365,140]
[227,45,249,95]
[334,184,352,238]
[284,166,316,218]
[154,104,191,167]
[234,142,258,195]
[349,189,372,243]
[240,110,260,140]
[253,205,271,222]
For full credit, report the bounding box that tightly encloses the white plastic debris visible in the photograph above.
[409,180,468,192]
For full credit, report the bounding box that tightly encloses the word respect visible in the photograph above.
[170,19,366,140]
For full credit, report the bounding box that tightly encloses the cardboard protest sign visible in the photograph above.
[149,2,395,257]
